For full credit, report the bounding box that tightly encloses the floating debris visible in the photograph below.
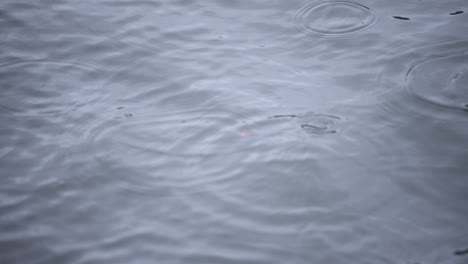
[117,106,125,110]
[393,16,410,20]
[450,11,464,16]
[269,114,297,119]
[454,248,468,256]
[123,113,133,118]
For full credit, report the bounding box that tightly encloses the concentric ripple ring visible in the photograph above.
[299,113,341,135]
[406,50,468,112]
[295,1,377,37]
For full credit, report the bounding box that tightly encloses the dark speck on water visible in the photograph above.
[454,248,468,256]
[450,11,464,16]
[270,114,298,118]
[393,16,410,20]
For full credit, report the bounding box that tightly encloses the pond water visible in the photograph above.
[1,0,468,263]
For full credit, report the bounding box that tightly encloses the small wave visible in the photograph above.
[0,58,105,117]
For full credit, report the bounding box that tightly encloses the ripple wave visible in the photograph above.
[406,50,468,112]
[295,1,377,37]
[0,58,105,117]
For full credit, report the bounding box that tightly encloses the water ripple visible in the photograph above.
[378,38,468,120]
[406,50,468,112]
[2,1,467,263]
[295,0,377,37]
[0,58,105,117]
[270,113,341,135]
[87,107,327,161]
[299,113,341,135]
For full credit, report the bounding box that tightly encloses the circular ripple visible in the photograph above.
[406,50,468,112]
[296,1,377,37]
[299,113,341,135]
[87,107,344,247]
[87,108,312,166]
[0,59,104,116]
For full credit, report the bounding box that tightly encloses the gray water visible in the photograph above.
[1,0,468,263]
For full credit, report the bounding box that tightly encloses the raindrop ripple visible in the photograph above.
[295,0,377,37]
[406,50,468,112]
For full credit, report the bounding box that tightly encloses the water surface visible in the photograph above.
[1,0,468,263]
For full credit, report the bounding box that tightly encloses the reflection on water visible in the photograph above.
[1,0,468,263]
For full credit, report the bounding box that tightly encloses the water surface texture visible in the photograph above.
[1,0,468,263]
